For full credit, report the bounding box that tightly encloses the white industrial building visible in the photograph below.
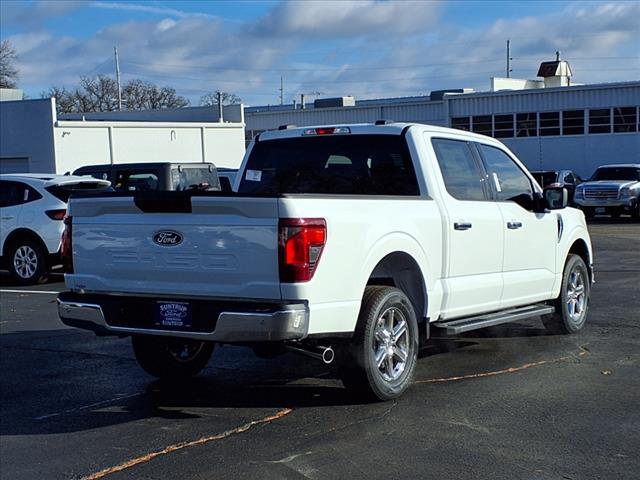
[1,55,638,178]
[243,58,639,178]
[0,98,246,174]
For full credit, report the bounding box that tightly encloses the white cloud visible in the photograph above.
[252,0,442,38]
[5,1,639,105]
[90,2,216,20]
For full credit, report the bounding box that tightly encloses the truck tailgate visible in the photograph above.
[66,195,281,300]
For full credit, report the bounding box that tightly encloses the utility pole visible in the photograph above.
[217,91,224,122]
[279,76,284,105]
[506,39,512,78]
[114,46,122,110]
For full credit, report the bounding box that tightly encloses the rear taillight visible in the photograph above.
[46,209,67,220]
[61,215,73,273]
[279,218,327,283]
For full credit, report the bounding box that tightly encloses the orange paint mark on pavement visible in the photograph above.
[82,407,293,480]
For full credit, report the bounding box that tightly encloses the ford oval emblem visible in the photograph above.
[153,230,183,246]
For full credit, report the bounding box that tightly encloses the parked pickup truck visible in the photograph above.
[58,122,593,400]
[574,164,640,219]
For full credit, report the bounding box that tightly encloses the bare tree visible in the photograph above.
[41,86,77,114]
[0,40,19,88]
[122,79,189,110]
[43,75,189,114]
[199,90,241,107]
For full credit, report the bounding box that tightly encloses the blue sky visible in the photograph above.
[2,1,639,106]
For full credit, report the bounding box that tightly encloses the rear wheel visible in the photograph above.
[542,254,590,334]
[339,286,419,401]
[7,239,47,285]
[132,336,214,379]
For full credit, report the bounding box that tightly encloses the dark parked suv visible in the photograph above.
[73,162,222,192]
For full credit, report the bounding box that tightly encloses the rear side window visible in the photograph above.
[171,167,220,191]
[45,182,110,202]
[432,139,487,201]
[0,181,41,207]
[238,134,419,196]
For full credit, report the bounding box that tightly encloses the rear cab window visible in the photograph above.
[171,166,220,191]
[238,134,420,196]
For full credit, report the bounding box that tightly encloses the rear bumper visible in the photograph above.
[57,292,309,342]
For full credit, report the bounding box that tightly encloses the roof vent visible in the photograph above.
[537,51,573,88]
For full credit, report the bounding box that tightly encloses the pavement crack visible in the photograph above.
[80,407,294,480]
[414,351,579,385]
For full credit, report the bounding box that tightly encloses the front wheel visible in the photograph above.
[339,286,419,401]
[542,254,590,334]
[132,336,214,379]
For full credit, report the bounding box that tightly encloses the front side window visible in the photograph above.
[432,138,487,201]
[478,144,534,209]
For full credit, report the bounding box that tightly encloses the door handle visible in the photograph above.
[454,222,473,231]
[507,221,523,229]
[1,216,14,220]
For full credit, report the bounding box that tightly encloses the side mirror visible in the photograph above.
[544,186,568,210]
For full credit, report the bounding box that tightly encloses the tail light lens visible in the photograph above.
[61,215,73,273]
[279,218,326,283]
[46,209,67,220]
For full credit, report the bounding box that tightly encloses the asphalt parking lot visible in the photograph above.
[1,220,638,480]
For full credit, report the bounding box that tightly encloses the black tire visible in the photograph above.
[339,286,419,401]
[542,254,590,334]
[7,238,47,285]
[132,336,214,379]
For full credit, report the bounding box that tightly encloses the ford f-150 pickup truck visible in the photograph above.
[58,122,593,400]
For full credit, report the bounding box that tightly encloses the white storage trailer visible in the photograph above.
[0,98,246,174]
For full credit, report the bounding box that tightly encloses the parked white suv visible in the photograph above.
[0,174,110,284]
[58,123,593,400]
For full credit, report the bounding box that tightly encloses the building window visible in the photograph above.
[493,114,514,138]
[451,117,471,131]
[562,110,584,135]
[472,115,492,136]
[589,108,611,134]
[516,113,537,137]
[539,112,560,136]
[613,107,638,133]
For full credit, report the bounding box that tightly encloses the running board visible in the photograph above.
[433,304,556,335]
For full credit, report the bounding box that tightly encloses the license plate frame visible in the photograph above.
[154,301,192,328]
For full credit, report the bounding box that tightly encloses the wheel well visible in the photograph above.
[568,239,592,281]
[367,252,427,321]
[2,228,48,258]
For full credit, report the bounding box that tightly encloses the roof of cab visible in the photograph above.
[257,122,496,143]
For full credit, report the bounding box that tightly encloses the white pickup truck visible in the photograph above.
[58,122,593,400]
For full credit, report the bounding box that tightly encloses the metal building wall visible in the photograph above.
[245,101,445,132]
[447,81,640,116]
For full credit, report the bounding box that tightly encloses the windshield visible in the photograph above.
[590,167,640,181]
[238,134,419,196]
